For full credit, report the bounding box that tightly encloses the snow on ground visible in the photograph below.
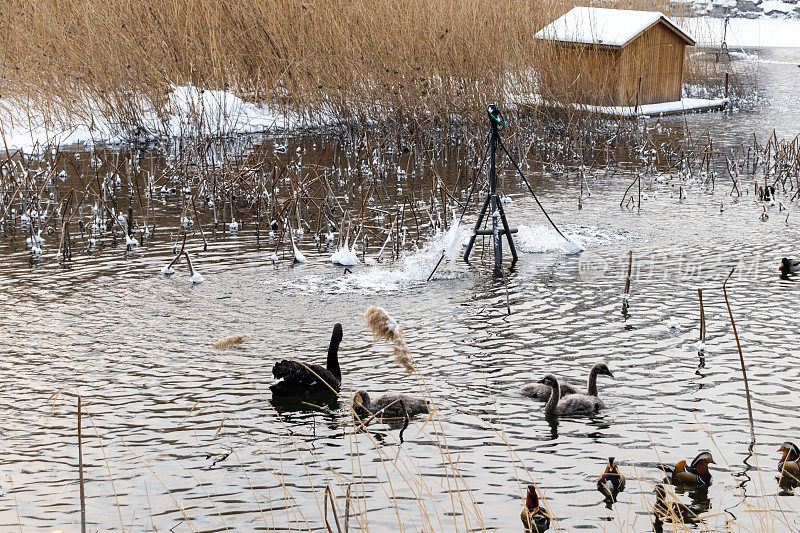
[512,93,729,117]
[759,0,797,15]
[684,16,800,48]
[683,0,800,19]
[0,85,327,152]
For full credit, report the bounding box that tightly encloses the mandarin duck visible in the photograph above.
[662,452,715,488]
[520,484,551,532]
[780,258,800,279]
[778,442,800,480]
[597,457,626,500]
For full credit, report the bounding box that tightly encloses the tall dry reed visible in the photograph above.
[0,0,697,137]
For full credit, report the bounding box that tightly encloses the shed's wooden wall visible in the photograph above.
[620,23,686,105]
[538,43,623,107]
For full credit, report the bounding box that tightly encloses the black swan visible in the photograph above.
[270,323,343,396]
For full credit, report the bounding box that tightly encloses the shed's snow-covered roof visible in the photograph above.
[534,7,694,48]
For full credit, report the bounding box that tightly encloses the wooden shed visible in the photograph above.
[534,7,695,107]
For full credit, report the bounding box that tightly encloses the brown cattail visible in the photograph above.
[364,306,414,371]
[213,335,250,349]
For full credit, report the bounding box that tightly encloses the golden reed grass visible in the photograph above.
[0,0,706,137]
[213,335,251,349]
[364,306,415,370]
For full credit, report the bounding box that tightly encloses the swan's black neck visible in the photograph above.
[327,323,343,380]
[588,366,599,396]
[544,379,561,416]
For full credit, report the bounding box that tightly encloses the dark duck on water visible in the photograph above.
[520,484,550,532]
[778,441,800,479]
[351,390,429,419]
[780,258,800,279]
[270,323,343,396]
[597,457,626,500]
[662,451,715,488]
[653,484,702,523]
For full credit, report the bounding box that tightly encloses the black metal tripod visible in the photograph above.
[463,105,518,273]
[427,104,574,282]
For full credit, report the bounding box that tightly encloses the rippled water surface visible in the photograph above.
[2,49,800,532]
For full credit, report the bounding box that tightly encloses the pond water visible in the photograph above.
[1,49,800,532]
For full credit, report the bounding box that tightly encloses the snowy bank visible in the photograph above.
[0,86,328,152]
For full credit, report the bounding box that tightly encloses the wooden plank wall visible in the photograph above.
[539,43,623,106]
[620,23,686,105]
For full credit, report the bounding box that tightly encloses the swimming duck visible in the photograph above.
[653,484,701,523]
[662,452,715,487]
[351,390,429,419]
[597,457,626,500]
[778,442,800,479]
[539,374,604,416]
[520,484,551,532]
[780,258,800,278]
[270,323,343,396]
[522,363,614,402]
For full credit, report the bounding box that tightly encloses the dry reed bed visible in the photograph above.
[0,0,742,138]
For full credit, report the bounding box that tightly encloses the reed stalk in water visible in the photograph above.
[78,396,86,533]
[722,268,755,445]
[697,288,707,354]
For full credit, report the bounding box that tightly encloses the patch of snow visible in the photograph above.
[696,340,707,353]
[760,0,796,14]
[583,98,729,117]
[26,231,44,246]
[0,84,336,152]
[684,17,800,48]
